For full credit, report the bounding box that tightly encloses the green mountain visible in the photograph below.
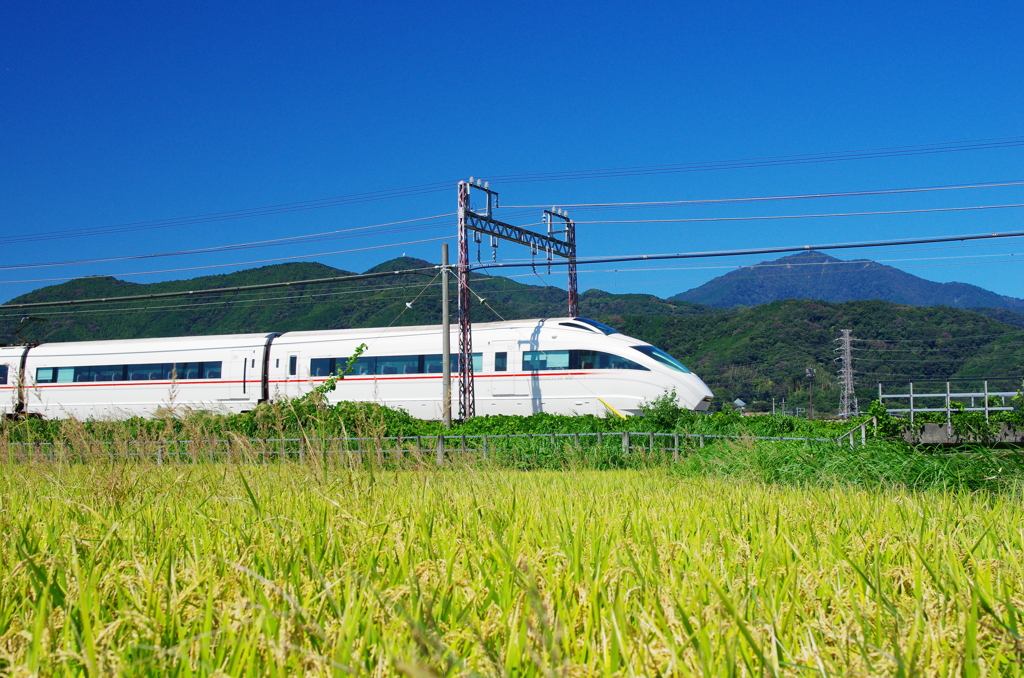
[4,258,1022,416]
[671,250,1024,311]
[0,258,716,345]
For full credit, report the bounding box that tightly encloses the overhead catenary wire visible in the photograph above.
[0,266,440,311]
[498,178,1024,210]
[474,228,1024,272]
[0,213,456,272]
[0,236,454,285]
[0,280,444,319]
[4,182,454,245]
[481,136,1024,184]
[565,202,1024,226]
[8,134,1022,246]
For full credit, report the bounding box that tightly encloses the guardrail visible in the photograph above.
[1,430,845,464]
[836,417,878,448]
[878,378,1022,425]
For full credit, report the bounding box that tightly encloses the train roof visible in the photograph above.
[275,318,610,341]
[26,333,278,358]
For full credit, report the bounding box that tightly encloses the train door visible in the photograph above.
[230,351,257,401]
[284,352,300,399]
[491,342,527,396]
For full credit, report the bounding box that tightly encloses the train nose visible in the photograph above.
[677,373,715,410]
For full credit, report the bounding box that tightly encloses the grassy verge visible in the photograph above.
[0,465,1022,675]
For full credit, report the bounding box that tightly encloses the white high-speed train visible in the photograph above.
[0,317,713,420]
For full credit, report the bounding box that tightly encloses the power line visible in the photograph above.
[0,213,455,272]
[4,182,453,245]
[0,266,439,312]
[474,228,1024,272]
[482,136,1024,184]
[0,236,453,285]
[569,202,1024,226]
[0,281,441,319]
[9,135,1022,246]
[499,179,1024,210]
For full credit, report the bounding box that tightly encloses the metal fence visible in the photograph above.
[878,377,1023,425]
[2,429,844,465]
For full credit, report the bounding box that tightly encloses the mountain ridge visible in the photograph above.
[671,250,1024,311]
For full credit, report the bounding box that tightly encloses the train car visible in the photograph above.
[270,317,713,417]
[20,333,277,419]
[7,317,713,420]
[0,345,28,418]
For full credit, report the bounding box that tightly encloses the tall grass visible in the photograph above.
[0,465,1023,675]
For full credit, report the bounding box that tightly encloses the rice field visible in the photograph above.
[1,461,1023,676]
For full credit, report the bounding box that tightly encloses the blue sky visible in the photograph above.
[3,1,1023,305]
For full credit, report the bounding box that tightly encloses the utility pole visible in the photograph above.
[806,368,816,420]
[441,243,451,428]
[836,329,857,419]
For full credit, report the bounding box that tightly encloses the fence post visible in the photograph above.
[946,381,952,437]
[436,435,444,466]
[648,432,654,454]
[860,423,866,445]
[984,380,990,422]
[909,381,914,427]
[673,433,679,463]
[699,434,705,448]
[598,431,603,447]
[621,432,630,454]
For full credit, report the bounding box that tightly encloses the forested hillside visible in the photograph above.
[616,299,1024,412]
[4,258,1022,416]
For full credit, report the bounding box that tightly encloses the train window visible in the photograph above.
[76,365,126,382]
[558,322,596,332]
[494,352,507,371]
[523,350,648,371]
[422,355,444,374]
[35,361,223,383]
[172,362,221,379]
[289,356,297,376]
[576,350,647,370]
[129,364,168,381]
[422,354,482,374]
[0,365,7,385]
[311,353,482,377]
[311,356,375,376]
[376,355,419,375]
[573,318,620,335]
[523,350,570,371]
[310,358,333,376]
[632,345,691,373]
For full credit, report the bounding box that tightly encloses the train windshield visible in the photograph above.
[572,318,620,335]
[632,345,692,373]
